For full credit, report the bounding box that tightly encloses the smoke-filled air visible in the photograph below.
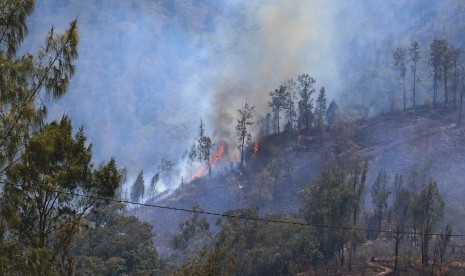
[3,0,465,274]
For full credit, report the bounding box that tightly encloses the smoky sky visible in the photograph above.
[23,0,459,177]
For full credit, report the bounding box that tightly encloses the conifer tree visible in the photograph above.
[413,181,444,267]
[409,41,421,107]
[429,39,448,107]
[315,87,327,145]
[326,100,338,129]
[197,119,212,176]
[394,47,407,110]
[0,1,79,181]
[297,74,316,151]
[268,83,288,133]
[371,171,391,235]
[131,170,145,203]
[236,100,254,167]
[1,117,120,273]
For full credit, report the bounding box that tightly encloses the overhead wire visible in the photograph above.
[5,182,464,238]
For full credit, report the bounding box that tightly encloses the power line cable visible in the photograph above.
[5,183,464,237]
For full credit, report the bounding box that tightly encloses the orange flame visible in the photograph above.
[211,141,226,168]
[253,140,259,155]
[192,166,207,180]
[191,141,227,180]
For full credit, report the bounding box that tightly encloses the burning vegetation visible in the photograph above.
[5,1,465,275]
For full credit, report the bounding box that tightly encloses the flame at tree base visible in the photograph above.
[192,166,207,180]
[253,139,259,155]
[191,141,227,180]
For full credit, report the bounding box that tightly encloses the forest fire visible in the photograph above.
[211,141,226,168]
[253,140,259,155]
[191,141,227,180]
[191,167,207,180]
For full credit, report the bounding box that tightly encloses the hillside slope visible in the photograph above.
[135,107,465,256]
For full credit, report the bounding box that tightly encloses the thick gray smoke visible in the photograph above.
[23,0,461,190]
[24,0,340,176]
[206,1,339,145]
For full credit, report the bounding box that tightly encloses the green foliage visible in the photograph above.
[0,117,120,274]
[0,0,79,182]
[300,160,366,263]
[213,208,320,275]
[170,246,235,276]
[72,203,161,275]
[172,204,211,251]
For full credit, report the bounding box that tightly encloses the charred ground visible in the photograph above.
[136,105,465,263]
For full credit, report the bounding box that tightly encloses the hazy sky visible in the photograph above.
[23,0,454,178]
[23,0,341,175]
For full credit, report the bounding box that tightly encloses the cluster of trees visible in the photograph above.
[169,157,451,275]
[266,75,338,148]
[369,165,449,274]
[171,208,320,275]
[0,2,132,274]
[393,39,465,120]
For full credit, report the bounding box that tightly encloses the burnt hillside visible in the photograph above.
[136,106,465,256]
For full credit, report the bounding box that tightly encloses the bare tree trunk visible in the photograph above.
[403,77,406,111]
[444,68,449,112]
[413,62,417,107]
[394,230,401,274]
[459,68,464,126]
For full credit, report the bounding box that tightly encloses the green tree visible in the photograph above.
[409,41,421,107]
[236,101,254,168]
[371,171,391,235]
[413,181,444,267]
[131,170,145,203]
[0,117,120,274]
[300,164,355,264]
[73,203,160,275]
[172,204,211,253]
[268,83,288,133]
[394,47,407,110]
[0,1,78,182]
[297,74,316,151]
[214,208,319,275]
